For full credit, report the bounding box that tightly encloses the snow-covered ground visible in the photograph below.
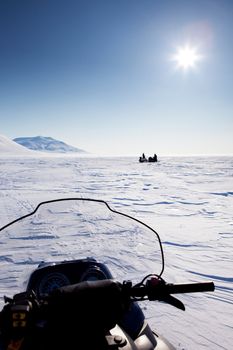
[0,155,232,349]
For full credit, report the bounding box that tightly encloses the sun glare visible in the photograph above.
[172,44,201,70]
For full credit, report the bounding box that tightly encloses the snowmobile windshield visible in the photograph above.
[0,198,164,301]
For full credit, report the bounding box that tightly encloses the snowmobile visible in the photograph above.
[0,198,215,350]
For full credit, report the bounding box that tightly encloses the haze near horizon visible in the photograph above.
[0,0,232,156]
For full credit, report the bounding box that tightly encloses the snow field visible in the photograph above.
[0,155,232,349]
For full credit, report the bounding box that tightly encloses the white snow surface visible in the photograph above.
[0,154,232,350]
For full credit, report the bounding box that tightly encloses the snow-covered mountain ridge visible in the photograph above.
[14,136,86,153]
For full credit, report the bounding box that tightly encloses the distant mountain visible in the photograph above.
[0,134,35,155]
[14,136,87,153]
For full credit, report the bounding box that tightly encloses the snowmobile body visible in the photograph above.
[0,198,214,350]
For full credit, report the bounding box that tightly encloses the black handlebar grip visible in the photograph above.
[166,282,215,294]
[130,281,215,300]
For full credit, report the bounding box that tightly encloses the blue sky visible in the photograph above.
[0,0,232,155]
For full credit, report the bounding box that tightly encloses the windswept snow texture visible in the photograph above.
[0,155,232,350]
[14,136,86,153]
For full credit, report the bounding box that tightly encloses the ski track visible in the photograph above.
[0,155,232,350]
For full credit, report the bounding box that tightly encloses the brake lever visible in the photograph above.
[145,277,185,310]
[157,294,185,311]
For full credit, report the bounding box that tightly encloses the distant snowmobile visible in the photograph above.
[139,154,158,163]
[0,198,214,349]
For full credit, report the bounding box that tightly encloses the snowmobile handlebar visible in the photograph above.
[123,277,215,310]
[0,278,215,329]
[128,278,215,299]
[160,281,215,294]
[0,278,215,345]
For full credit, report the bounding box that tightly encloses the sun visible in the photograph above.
[172,44,201,70]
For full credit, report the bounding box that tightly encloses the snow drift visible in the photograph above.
[0,134,35,155]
